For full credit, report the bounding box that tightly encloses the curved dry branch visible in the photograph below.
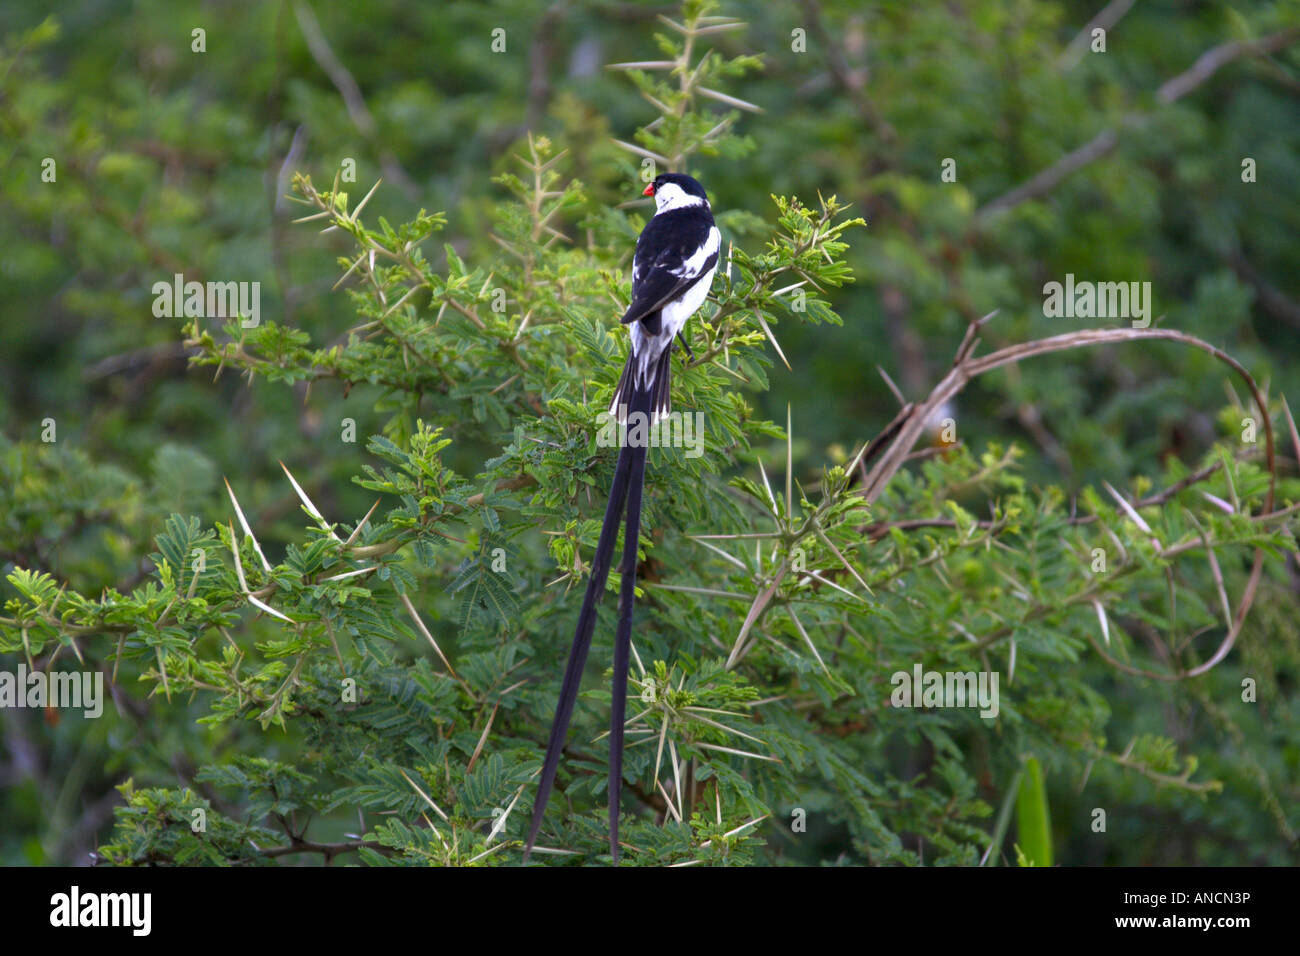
[858,321,1280,682]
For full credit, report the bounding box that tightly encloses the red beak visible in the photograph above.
[642,183,655,196]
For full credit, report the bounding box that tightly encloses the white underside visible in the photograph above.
[628,261,716,388]
[629,224,720,389]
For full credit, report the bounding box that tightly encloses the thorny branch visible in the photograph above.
[852,316,1282,682]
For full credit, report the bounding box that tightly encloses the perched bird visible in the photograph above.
[609,173,721,423]
[524,173,720,863]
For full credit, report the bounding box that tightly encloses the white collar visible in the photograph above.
[654,183,708,214]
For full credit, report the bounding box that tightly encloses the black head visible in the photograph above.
[642,172,709,205]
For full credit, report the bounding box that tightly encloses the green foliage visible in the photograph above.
[98,778,278,867]
[1,0,1298,867]
[1015,756,1052,867]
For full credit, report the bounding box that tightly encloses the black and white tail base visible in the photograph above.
[608,342,674,425]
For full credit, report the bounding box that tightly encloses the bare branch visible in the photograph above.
[293,1,419,198]
[855,321,1278,683]
[1059,0,1136,70]
[979,30,1300,222]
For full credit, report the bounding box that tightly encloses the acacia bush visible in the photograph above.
[2,1,1298,866]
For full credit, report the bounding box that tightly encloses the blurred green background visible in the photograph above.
[1,0,1297,864]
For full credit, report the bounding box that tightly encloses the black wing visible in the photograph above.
[620,215,717,326]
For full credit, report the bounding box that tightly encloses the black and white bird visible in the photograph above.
[524,173,720,863]
[609,173,721,424]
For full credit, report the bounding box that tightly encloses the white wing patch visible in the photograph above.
[673,226,720,278]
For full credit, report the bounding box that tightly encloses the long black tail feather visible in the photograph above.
[652,347,673,422]
[609,432,647,862]
[526,346,661,863]
[522,438,635,860]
